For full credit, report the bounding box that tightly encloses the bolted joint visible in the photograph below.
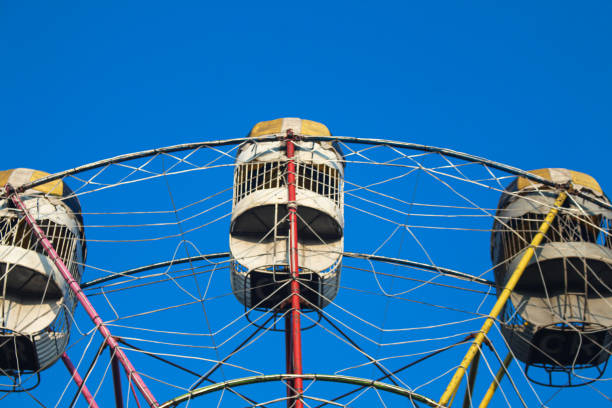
[559,181,572,191]
[2,183,15,199]
[3,183,27,197]
[285,129,301,141]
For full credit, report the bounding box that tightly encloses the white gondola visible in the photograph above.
[230,118,344,310]
[0,169,85,374]
[491,168,612,385]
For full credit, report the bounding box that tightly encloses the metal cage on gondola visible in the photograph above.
[0,169,85,376]
[491,168,612,386]
[229,118,344,310]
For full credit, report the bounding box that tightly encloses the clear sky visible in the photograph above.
[1,2,611,407]
[2,2,611,179]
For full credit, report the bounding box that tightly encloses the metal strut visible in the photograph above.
[437,190,568,407]
[111,348,125,408]
[61,352,100,408]
[285,130,304,408]
[478,352,513,408]
[5,185,160,408]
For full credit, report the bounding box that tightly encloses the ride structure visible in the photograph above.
[491,168,612,386]
[1,169,159,407]
[0,169,85,375]
[0,123,610,408]
[230,118,344,310]
[230,118,345,406]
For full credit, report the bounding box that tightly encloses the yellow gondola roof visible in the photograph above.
[248,118,331,138]
[511,168,604,196]
[0,168,83,216]
[1,168,66,196]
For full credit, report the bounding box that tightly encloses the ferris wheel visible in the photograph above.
[0,118,610,407]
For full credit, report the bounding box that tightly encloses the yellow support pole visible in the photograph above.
[437,191,567,407]
[478,352,513,408]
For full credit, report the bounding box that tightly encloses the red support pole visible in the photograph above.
[111,351,125,408]
[285,131,304,408]
[61,352,100,408]
[284,313,294,404]
[5,185,159,408]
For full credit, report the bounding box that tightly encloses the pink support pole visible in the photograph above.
[5,185,159,408]
[61,352,100,408]
[128,375,144,408]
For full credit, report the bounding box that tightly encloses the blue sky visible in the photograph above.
[1,2,612,407]
[2,2,611,176]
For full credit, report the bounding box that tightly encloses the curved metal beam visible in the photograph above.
[343,252,494,286]
[157,373,440,408]
[81,251,492,288]
[17,136,263,193]
[81,252,231,288]
[15,135,610,210]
